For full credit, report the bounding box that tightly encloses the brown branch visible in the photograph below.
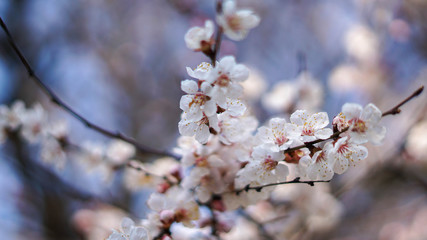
[203,0,223,66]
[212,0,224,66]
[233,177,330,195]
[125,161,171,181]
[0,17,178,159]
[210,27,223,66]
[382,86,424,117]
[209,208,222,239]
[284,128,347,153]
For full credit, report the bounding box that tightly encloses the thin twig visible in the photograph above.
[233,177,330,194]
[382,86,424,117]
[0,17,178,159]
[284,128,347,153]
[61,136,165,176]
[209,208,222,240]
[213,0,223,65]
[211,27,223,66]
[125,161,171,181]
[204,0,223,66]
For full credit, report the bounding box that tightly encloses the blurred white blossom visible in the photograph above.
[184,20,214,51]
[217,0,260,41]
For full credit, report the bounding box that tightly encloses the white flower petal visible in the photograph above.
[333,155,348,174]
[107,231,126,240]
[230,64,249,82]
[310,112,329,129]
[181,80,198,94]
[200,81,212,94]
[203,100,217,116]
[362,103,382,124]
[178,119,198,137]
[226,98,246,116]
[285,123,302,139]
[195,124,210,144]
[147,193,164,212]
[342,103,363,119]
[269,118,286,130]
[227,83,243,99]
[315,128,333,139]
[179,95,193,112]
[238,10,261,29]
[130,227,150,240]
[222,0,236,15]
[275,164,289,181]
[290,110,309,126]
[368,125,386,145]
[218,56,236,73]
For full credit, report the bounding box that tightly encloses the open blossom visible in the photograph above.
[78,142,105,170]
[290,110,333,142]
[0,100,25,130]
[107,217,150,240]
[262,71,324,113]
[217,0,260,41]
[20,103,47,143]
[147,186,200,227]
[178,112,219,144]
[124,158,179,191]
[184,20,214,51]
[270,184,343,235]
[181,153,225,190]
[256,117,301,152]
[177,135,220,166]
[182,155,233,203]
[186,62,212,81]
[207,56,249,108]
[218,113,257,145]
[235,146,288,189]
[47,120,68,140]
[336,103,386,144]
[106,140,136,165]
[0,101,26,143]
[176,136,238,202]
[223,98,247,117]
[40,137,67,169]
[306,142,335,181]
[406,120,427,161]
[331,136,368,174]
[180,80,216,121]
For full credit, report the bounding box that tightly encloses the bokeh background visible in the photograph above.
[0,0,427,239]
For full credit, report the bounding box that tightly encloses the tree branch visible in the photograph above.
[0,17,178,159]
[284,128,347,153]
[204,0,223,66]
[382,86,424,117]
[233,177,330,195]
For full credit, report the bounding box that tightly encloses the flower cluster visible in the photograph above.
[0,101,68,168]
[104,1,388,239]
[0,100,138,179]
[108,218,150,240]
[178,56,249,144]
[0,1,398,239]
